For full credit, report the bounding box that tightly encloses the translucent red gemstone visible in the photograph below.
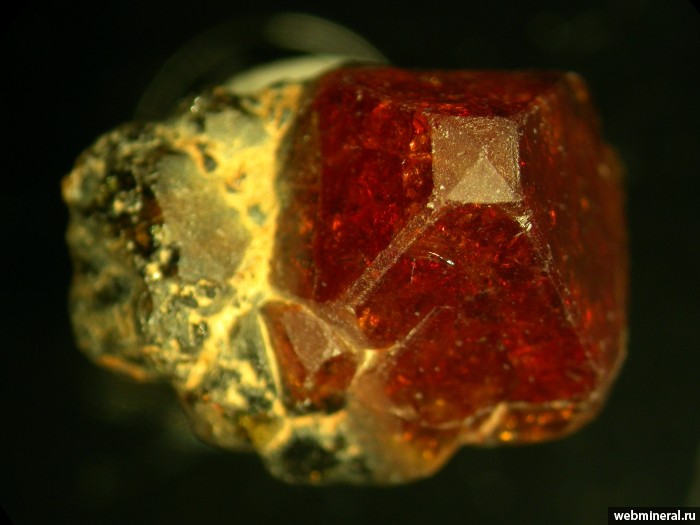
[266,66,626,466]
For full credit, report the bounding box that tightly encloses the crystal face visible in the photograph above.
[62,66,627,484]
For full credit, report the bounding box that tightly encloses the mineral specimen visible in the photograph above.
[63,64,627,484]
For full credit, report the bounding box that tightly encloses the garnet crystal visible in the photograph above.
[63,64,626,484]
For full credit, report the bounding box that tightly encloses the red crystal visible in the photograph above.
[267,67,626,474]
[262,301,358,410]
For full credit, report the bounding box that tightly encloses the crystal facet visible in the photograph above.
[63,65,627,484]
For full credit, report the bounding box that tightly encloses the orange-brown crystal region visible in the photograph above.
[261,301,358,412]
[269,66,626,476]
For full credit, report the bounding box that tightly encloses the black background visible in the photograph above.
[2,1,699,524]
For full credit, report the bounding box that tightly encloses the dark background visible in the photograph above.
[2,1,699,524]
